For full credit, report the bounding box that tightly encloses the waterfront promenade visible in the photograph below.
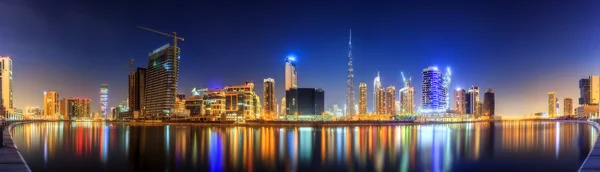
[580,120,600,172]
[0,121,30,172]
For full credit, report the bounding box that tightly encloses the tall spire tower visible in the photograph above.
[346,29,356,116]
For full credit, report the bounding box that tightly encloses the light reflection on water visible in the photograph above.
[10,121,597,172]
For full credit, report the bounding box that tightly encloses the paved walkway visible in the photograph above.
[0,122,31,172]
[580,121,600,172]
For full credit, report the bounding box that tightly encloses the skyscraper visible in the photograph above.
[483,89,495,116]
[466,86,480,115]
[385,86,396,115]
[454,89,466,114]
[285,56,297,91]
[359,82,367,114]
[548,92,557,118]
[286,88,325,115]
[590,76,600,105]
[373,72,381,113]
[422,66,444,112]
[129,67,146,117]
[346,29,356,116]
[145,44,180,116]
[44,90,59,116]
[564,97,573,116]
[0,56,12,109]
[263,78,276,118]
[376,87,385,114]
[580,78,591,105]
[100,84,108,119]
[400,72,414,115]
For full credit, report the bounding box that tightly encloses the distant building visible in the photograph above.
[144,44,180,116]
[376,87,385,114]
[359,82,367,114]
[263,78,276,118]
[576,105,598,118]
[399,76,414,115]
[285,56,297,91]
[224,81,261,119]
[548,92,557,118]
[185,95,204,116]
[564,97,573,116]
[175,93,186,110]
[385,86,396,115]
[64,98,91,118]
[44,90,59,116]
[100,84,108,119]
[373,72,381,113]
[421,66,445,112]
[128,67,146,117]
[0,56,13,109]
[281,97,286,116]
[286,88,325,115]
[483,89,495,116]
[466,86,480,115]
[26,107,43,116]
[453,89,466,114]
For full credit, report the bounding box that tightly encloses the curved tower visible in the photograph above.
[373,72,381,113]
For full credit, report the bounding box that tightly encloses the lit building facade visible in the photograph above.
[564,97,573,116]
[359,82,367,114]
[453,89,466,114]
[548,92,557,118]
[69,98,91,117]
[286,88,325,115]
[281,97,286,116]
[263,78,276,118]
[399,73,414,115]
[483,89,495,116]
[44,90,59,116]
[0,56,12,109]
[385,86,396,115]
[175,93,186,110]
[100,84,108,118]
[145,44,180,116]
[224,82,261,119]
[373,72,381,113]
[285,56,297,91]
[26,107,43,116]
[576,105,599,118]
[376,87,385,114]
[580,78,591,105]
[591,76,600,105]
[465,86,480,115]
[421,66,445,112]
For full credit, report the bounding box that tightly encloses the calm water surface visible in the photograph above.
[10,121,597,172]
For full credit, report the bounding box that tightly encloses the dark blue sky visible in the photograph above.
[1,0,600,116]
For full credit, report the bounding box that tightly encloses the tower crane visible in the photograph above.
[136,25,184,49]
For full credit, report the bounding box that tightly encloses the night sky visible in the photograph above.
[1,0,600,116]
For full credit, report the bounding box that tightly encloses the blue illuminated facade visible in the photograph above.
[421,66,445,113]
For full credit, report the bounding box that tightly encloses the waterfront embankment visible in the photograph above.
[579,120,600,172]
[0,122,31,172]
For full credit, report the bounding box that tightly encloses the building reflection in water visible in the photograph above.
[10,121,598,172]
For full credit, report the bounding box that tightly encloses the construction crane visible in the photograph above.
[136,25,184,49]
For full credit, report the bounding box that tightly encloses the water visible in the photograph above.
[10,121,597,172]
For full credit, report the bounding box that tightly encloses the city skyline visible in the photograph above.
[3,0,600,116]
